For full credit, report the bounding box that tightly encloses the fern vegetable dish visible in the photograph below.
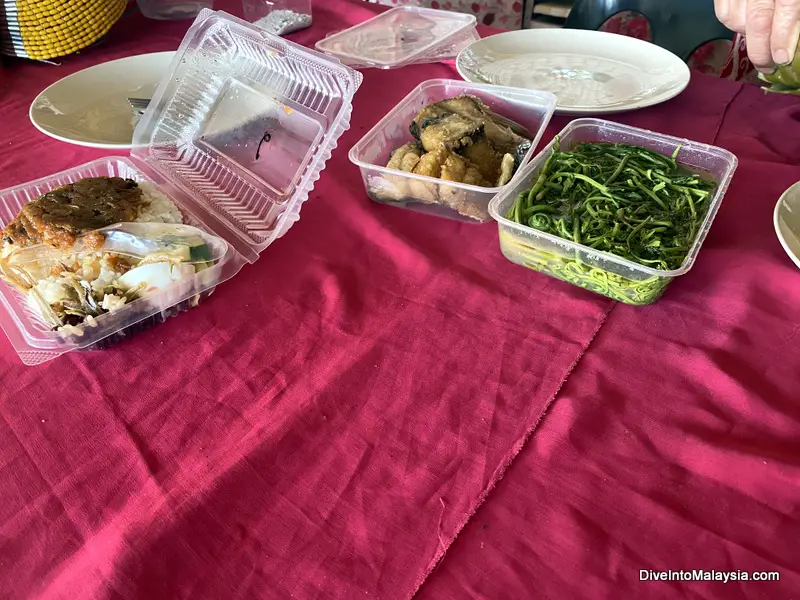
[503,139,718,305]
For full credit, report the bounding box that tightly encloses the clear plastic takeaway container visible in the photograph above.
[0,10,362,365]
[314,6,477,69]
[241,0,313,35]
[489,119,738,305]
[317,26,480,69]
[411,27,481,66]
[349,79,557,223]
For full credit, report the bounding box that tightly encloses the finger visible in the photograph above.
[732,0,749,32]
[770,0,800,64]
[716,0,747,32]
[746,0,778,70]
[715,0,732,21]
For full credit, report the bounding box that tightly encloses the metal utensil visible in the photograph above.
[128,97,151,115]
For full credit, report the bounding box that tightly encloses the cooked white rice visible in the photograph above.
[136,181,183,225]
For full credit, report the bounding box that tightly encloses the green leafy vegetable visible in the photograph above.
[500,232,671,305]
[504,139,717,305]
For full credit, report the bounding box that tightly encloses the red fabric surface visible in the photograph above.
[0,2,799,600]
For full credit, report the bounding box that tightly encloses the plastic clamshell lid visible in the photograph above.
[132,10,363,261]
[314,6,477,69]
[320,26,481,70]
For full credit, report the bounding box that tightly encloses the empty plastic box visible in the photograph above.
[315,6,478,69]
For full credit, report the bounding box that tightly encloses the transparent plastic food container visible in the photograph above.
[318,26,480,69]
[413,27,481,66]
[0,10,361,366]
[314,6,477,70]
[489,119,738,305]
[241,0,312,36]
[349,79,557,223]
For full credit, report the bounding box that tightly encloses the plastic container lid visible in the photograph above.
[314,6,477,69]
[132,9,363,262]
[320,26,480,70]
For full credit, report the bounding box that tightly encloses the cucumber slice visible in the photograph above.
[189,244,212,262]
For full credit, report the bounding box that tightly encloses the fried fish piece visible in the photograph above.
[461,138,503,183]
[399,150,421,173]
[462,165,488,188]
[496,153,517,187]
[439,152,488,186]
[381,142,424,201]
[433,94,530,155]
[440,153,468,184]
[387,142,423,171]
[413,147,448,179]
[417,114,484,153]
[410,148,448,203]
[409,104,449,140]
[412,94,530,154]
[439,153,491,221]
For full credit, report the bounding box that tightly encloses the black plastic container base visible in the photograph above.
[75,290,213,351]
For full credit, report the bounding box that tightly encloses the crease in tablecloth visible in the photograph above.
[409,300,617,598]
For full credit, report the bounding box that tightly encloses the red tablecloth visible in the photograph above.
[1,2,799,599]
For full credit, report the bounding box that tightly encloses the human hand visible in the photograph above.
[715,0,800,71]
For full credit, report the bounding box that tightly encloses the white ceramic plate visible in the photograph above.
[457,29,690,115]
[775,182,800,269]
[29,51,175,150]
